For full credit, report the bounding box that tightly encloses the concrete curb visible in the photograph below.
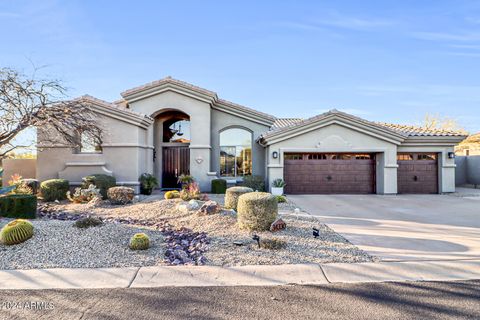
[0,260,480,290]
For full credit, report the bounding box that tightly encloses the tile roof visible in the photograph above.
[376,123,467,137]
[78,95,153,119]
[265,110,467,138]
[217,98,277,122]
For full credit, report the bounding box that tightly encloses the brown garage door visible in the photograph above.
[284,153,376,194]
[397,153,438,194]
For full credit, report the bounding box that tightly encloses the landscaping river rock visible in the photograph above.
[37,204,209,266]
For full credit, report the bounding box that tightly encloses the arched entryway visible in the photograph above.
[153,110,191,189]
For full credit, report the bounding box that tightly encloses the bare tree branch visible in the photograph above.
[0,67,102,158]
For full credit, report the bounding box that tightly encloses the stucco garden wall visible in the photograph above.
[456,156,480,186]
[265,123,399,194]
[1,159,36,186]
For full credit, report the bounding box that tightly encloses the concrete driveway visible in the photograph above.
[288,191,480,261]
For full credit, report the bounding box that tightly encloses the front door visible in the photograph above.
[162,146,190,189]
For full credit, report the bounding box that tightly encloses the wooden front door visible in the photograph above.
[162,146,190,189]
[397,153,438,194]
[284,153,376,194]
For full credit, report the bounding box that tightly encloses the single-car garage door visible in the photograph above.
[284,153,376,194]
[397,153,438,194]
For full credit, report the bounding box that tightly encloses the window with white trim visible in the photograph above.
[220,128,252,177]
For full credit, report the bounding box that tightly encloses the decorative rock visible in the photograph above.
[270,218,287,232]
[188,199,202,210]
[197,200,220,216]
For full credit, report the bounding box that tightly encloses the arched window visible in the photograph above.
[220,128,252,177]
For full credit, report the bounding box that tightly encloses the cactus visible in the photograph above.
[129,233,150,250]
[74,217,103,229]
[0,219,34,245]
[164,190,180,200]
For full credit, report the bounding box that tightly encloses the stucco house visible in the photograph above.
[36,77,466,194]
[455,133,480,156]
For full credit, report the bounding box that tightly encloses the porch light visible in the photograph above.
[272,151,278,159]
[448,152,455,159]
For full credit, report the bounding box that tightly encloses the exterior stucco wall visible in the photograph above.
[128,90,212,191]
[1,159,36,186]
[36,114,149,192]
[210,109,270,182]
[265,123,399,194]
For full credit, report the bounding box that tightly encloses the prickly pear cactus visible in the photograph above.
[0,219,34,245]
[129,233,150,250]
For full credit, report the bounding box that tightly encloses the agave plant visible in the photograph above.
[0,169,15,195]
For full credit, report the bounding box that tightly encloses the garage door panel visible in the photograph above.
[284,153,375,194]
[397,153,438,194]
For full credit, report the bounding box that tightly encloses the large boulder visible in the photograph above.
[197,200,220,216]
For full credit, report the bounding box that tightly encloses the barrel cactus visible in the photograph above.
[224,186,253,210]
[164,190,180,200]
[237,192,278,231]
[0,219,34,245]
[129,233,150,250]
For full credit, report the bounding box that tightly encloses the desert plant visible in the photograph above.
[40,179,69,201]
[275,195,287,203]
[242,175,265,191]
[237,192,278,231]
[0,219,34,245]
[74,216,103,228]
[164,190,180,200]
[81,174,116,199]
[272,179,286,188]
[107,186,135,205]
[180,182,201,201]
[260,238,287,250]
[18,179,40,195]
[0,194,37,219]
[138,173,158,195]
[177,174,194,189]
[224,186,253,210]
[129,233,150,250]
[67,184,101,203]
[211,179,227,194]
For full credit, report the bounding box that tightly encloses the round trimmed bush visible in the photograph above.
[40,179,69,201]
[237,192,278,231]
[211,179,227,194]
[0,194,37,219]
[224,186,253,210]
[0,219,34,245]
[81,174,116,199]
[129,233,150,250]
[107,186,135,205]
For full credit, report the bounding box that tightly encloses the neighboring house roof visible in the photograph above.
[271,118,303,129]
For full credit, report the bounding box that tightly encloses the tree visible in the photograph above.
[422,113,465,132]
[0,67,102,159]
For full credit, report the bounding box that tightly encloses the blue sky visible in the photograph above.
[1,0,480,135]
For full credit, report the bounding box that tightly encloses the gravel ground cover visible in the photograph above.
[0,219,165,270]
[37,196,375,267]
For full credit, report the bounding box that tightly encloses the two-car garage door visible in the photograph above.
[283,152,439,194]
[284,153,376,194]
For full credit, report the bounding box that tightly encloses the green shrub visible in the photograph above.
[211,179,227,194]
[177,174,195,189]
[129,233,150,250]
[139,173,158,195]
[81,174,116,199]
[275,195,287,203]
[260,238,287,250]
[20,179,40,195]
[242,175,265,191]
[164,190,180,200]
[0,219,34,245]
[237,192,278,231]
[107,186,135,205]
[74,217,103,229]
[0,194,37,219]
[224,186,253,210]
[40,179,69,201]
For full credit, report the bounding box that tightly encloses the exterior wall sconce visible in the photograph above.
[272,151,278,159]
[448,152,455,159]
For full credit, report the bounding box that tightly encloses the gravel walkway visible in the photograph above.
[0,219,165,270]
